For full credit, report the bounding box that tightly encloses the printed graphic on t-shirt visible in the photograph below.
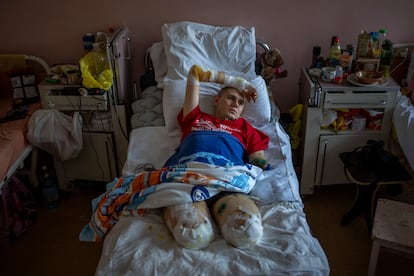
[191,118,242,136]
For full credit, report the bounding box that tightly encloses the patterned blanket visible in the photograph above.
[79,161,262,242]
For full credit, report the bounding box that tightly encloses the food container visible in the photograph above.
[355,70,384,84]
[352,115,366,131]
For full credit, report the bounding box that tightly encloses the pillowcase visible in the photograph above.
[148,42,168,88]
[163,76,271,136]
[161,21,257,83]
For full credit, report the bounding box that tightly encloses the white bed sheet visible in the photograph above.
[393,92,414,170]
[96,202,329,276]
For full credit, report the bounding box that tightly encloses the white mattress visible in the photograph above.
[96,202,329,276]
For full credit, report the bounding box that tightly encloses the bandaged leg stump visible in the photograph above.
[163,201,215,250]
[212,193,263,249]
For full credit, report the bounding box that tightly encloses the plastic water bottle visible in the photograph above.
[41,166,59,209]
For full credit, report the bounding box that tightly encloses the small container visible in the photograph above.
[322,67,336,82]
[352,115,366,131]
[335,66,343,84]
[356,30,370,58]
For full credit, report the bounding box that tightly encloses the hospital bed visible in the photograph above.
[0,55,48,191]
[82,21,330,275]
[391,43,414,173]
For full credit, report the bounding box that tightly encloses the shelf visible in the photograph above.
[319,128,382,135]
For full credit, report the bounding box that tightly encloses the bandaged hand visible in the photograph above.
[222,76,257,103]
[188,65,212,85]
[188,65,257,102]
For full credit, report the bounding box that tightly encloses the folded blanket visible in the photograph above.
[80,161,262,242]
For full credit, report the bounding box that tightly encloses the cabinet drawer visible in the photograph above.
[324,92,389,109]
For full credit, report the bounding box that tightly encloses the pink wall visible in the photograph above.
[1,0,413,112]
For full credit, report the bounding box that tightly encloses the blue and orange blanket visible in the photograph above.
[79,161,262,242]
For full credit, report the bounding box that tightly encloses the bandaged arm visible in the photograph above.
[184,65,257,117]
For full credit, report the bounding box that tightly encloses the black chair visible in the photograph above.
[339,141,411,232]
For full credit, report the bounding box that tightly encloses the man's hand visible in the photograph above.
[188,65,212,85]
[188,65,258,102]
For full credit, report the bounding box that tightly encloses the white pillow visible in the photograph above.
[161,21,257,83]
[148,42,168,88]
[163,76,271,136]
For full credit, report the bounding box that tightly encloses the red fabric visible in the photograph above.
[177,106,269,155]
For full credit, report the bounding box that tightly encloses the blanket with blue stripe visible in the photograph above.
[79,161,262,242]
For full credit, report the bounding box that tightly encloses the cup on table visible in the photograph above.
[322,67,336,82]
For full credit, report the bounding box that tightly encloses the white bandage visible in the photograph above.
[219,206,263,249]
[208,70,218,83]
[223,75,253,93]
[165,203,215,250]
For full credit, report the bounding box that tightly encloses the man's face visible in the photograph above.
[214,87,245,120]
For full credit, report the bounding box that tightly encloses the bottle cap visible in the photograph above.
[379,28,387,34]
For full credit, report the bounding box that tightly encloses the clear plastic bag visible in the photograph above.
[27,110,83,160]
[79,43,113,90]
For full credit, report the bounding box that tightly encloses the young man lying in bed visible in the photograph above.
[80,65,269,250]
[162,65,269,250]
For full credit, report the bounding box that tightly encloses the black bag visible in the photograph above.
[0,176,37,244]
[341,140,410,186]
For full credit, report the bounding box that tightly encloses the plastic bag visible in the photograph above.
[27,109,83,160]
[79,46,113,90]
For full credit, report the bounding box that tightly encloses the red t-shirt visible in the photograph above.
[177,106,269,155]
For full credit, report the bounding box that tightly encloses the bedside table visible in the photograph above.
[298,68,400,195]
[38,83,128,191]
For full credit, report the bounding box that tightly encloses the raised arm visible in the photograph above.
[183,65,211,117]
[184,65,258,117]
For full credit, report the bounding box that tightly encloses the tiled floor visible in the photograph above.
[0,182,413,275]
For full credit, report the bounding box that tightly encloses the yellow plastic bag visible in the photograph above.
[79,49,113,90]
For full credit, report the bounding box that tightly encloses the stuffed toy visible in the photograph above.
[260,48,288,84]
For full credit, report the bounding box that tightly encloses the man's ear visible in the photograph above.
[214,94,219,106]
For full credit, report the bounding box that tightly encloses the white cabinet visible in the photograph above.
[298,68,399,194]
[53,132,117,185]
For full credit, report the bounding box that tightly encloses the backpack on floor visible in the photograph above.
[0,176,37,244]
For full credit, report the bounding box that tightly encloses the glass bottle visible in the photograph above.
[329,37,341,66]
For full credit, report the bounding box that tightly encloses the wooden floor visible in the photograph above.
[0,182,413,276]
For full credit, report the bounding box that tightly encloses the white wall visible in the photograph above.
[1,0,413,112]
